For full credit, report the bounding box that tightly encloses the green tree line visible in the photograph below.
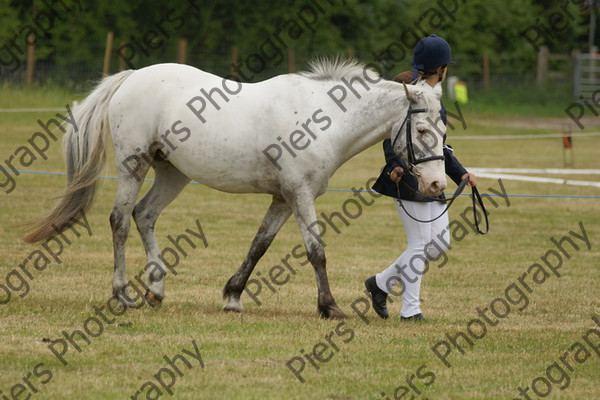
[0,0,596,85]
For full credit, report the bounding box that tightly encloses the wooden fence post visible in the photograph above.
[287,48,295,73]
[230,46,239,78]
[26,33,35,87]
[536,45,549,84]
[103,32,114,76]
[176,39,188,64]
[347,47,355,60]
[482,54,489,90]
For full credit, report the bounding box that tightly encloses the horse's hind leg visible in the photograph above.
[132,160,190,306]
[111,166,150,307]
[223,196,292,312]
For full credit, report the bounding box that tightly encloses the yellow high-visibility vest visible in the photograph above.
[454,81,468,104]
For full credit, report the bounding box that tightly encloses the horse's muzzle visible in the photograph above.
[419,178,447,198]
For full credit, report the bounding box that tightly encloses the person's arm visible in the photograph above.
[382,138,408,183]
[443,136,477,186]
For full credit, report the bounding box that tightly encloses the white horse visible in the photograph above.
[25,59,446,319]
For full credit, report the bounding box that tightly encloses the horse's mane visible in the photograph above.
[300,57,382,83]
[300,57,441,112]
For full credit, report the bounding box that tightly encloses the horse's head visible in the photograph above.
[391,83,447,197]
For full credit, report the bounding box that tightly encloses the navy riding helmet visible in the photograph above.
[412,34,455,77]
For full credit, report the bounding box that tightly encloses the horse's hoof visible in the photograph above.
[145,289,163,307]
[222,295,243,313]
[222,305,242,313]
[319,305,348,320]
[114,291,141,309]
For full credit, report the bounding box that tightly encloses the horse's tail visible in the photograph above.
[23,70,135,243]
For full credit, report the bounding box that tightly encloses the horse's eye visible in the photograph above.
[417,127,427,134]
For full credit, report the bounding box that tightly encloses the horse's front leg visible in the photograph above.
[223,196,292,312]
[291,192,347,320]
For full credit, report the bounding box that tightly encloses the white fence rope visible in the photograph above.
[469,168,600,175]
[472,172,600,188]
[452,132,600,139]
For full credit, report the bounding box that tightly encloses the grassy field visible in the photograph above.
[0,86,599,400]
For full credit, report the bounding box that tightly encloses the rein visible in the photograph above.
[395,177,489,234]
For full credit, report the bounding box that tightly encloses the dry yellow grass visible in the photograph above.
[0,88,599,399]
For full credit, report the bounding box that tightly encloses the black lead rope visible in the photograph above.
[395,177,489,234]
[470,185,489,235]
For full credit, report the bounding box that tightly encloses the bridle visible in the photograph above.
[391,104,489,234]
[391,105,445,175]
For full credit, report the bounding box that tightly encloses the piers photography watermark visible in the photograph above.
[283,178,509,383]
[130,340,204,399]
[512,315,600,400]
[374,222,592,399]
[1,219,208,399]
[0,209,90,305]
[0,0,85,73]
[430,222,590,369]
[0,105,77,195]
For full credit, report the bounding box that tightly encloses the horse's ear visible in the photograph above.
[402,82,415,104]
